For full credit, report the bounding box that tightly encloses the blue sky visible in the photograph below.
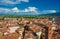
[0,0,60,15]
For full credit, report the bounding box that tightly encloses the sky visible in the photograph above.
[0,0,60,15]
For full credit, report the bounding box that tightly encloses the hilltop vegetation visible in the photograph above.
[0,16,60,20]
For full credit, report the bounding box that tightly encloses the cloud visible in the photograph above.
[42,10,56,14]
[12,7,20,12]
[0,7,57,15]
[11,7,39,14]
[0,8,11,13]
[0,0,29,5]
[22,7,38,12]
[0,7,39,15]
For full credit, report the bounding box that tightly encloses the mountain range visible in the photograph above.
[38,12,60,16]
[0,12,60,16]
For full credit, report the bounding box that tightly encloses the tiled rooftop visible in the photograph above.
[0,18,59,39]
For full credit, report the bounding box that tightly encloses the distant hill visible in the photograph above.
[38,12,60,16]
[0,12,60,16]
